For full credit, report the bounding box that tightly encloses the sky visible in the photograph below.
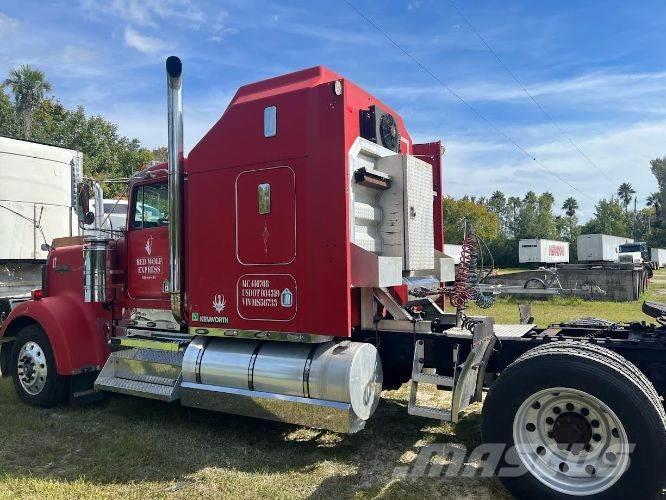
[1,0,665,221]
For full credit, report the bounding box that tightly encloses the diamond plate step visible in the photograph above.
[94,347,183,402]
[412,372,454,387]
[95,374,180,401]
[407,403,451,421]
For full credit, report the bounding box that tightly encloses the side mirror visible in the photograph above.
[78,183,95,225]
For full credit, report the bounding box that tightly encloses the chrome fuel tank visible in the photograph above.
[181,337,383,429]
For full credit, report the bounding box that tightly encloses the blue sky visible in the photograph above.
[1,1,665,220]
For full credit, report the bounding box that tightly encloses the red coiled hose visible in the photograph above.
[450,233,476,308]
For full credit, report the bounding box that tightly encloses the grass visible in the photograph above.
[0,382,508,499]
[1,272,665,498]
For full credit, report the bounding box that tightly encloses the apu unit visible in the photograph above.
[360,105,401,152]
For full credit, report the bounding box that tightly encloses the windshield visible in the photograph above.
[619,244,643,253]
[103,202,128,215]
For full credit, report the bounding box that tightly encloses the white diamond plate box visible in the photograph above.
[378,154,434,271]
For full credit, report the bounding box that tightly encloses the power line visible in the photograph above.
[342,0,596,203]
[448,0,617,189]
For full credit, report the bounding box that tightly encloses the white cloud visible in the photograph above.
[380,70,666,112]
[124,27,168,55]
[209,11,236,42]
[0,12,20,37]
[81,0,204,28]
[437,120,666,220]
[62,45,96,65]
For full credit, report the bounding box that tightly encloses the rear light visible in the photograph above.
[31,289,44,300]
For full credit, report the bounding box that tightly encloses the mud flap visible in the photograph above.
[451,318,496,421]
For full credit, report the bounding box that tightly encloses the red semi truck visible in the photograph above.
[0,57,664,499]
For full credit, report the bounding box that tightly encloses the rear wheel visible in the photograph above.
[11,324,66,407]
[482,342,665,499]
[524,278,547,289]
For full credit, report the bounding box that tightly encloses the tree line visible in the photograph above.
[444,170,666,266]
[1,65,166,196]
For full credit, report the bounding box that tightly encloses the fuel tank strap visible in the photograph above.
[247,342,263,391]
[302,344,319,398]
[194,337,212,384]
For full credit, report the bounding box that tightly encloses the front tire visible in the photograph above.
[11,324,66,407]
[482,342,666,499]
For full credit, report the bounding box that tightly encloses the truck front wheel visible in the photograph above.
[482,342,666,499]
[11,325,66,407]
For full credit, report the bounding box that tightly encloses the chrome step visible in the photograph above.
[407,339,454,421]
[407,404,452,420]
[94,374,180,401]
[412,372,454,386]
[94,347,183,402]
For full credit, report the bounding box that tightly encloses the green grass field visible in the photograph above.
[1,271,664,499]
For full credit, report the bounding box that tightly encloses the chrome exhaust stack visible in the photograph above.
[166,56,184,323]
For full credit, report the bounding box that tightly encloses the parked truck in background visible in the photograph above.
[618,241,650,265]
[0,58,663,499]
[576,233,634,262]
[0,137,83,321]
[518,238,569,264]
[650,247,666,269]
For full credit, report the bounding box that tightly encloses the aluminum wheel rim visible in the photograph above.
[16,341,48,395]
[513,387,630,496]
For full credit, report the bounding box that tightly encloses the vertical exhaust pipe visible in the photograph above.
[166,56,184,323]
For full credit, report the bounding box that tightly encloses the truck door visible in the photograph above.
[127,181,170,300]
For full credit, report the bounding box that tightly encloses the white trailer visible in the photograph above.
[518,238,569,264]
[443,243,462,265]
[0,137,83,310]
[650,247,666,269]
[576,234,633,262]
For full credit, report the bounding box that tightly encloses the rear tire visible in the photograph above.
[482,342,665,499]
[524,278,547,289]
[11,324,66,407]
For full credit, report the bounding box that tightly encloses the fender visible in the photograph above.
[0,295,110,375]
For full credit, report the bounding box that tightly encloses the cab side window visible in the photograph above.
[132,182,169,229]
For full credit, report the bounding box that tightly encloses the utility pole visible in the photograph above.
[633,196,637,239]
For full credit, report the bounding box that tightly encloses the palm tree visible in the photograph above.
[3,65,52,139]
[561,197,579,217]
[617,182,636,213]
[646,192,661,218]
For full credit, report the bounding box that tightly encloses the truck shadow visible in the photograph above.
[0,380,507,497]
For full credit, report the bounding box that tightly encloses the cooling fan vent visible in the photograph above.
[379,113,399,152]
[359,105,401,152]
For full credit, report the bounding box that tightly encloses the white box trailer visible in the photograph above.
[576,234,633,262]
[651,248,666,268]
[443,243,462,265]
[518,238,569,264]
[0,137,83,305]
